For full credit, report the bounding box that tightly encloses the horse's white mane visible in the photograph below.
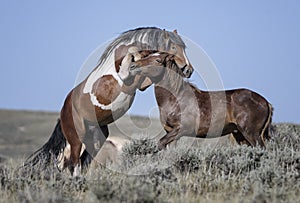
[98,27,186,67]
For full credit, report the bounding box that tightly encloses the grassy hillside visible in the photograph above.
[0,109,166,160]
[0,110,59,159]
[0,109,299,202]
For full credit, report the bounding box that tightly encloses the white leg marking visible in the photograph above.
[73,164,81,176]
[83,41,146,111]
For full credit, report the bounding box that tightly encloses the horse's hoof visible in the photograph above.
[72,164,81,177]
[157,143,166,151]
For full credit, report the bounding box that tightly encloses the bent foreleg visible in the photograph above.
[158,126,181,150]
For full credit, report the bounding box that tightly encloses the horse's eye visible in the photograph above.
[171,46,177,51]
[156,59,161,63]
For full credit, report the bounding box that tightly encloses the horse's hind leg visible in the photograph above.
[232,92,269,147]
[81,124,109,169]
[235,122,265,147]
[231,131,251,145]
[60,94,86,175]
[234,109,270,147]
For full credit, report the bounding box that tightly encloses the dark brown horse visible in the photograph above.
[24,27,193,175]
[126,53,273,149]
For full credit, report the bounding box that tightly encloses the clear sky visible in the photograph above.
[0,1,299,123]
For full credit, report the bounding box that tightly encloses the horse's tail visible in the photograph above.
[260,102,274,145]
[23,119,66,169]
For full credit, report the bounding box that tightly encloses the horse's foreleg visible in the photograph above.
[158,126,180,150]
[60,94,86,175]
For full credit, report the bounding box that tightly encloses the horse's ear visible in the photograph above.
[173,29,178,35]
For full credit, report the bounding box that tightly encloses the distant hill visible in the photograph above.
[0,109,164,159]
[0,109,59,159]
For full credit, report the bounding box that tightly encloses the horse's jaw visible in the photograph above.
[138,77,152,91]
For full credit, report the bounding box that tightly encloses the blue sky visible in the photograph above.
[0,1,299,123]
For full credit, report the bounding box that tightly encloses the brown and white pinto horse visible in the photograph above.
[126,53,273,149]
[24,27,193,175]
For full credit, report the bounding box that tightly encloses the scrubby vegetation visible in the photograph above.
[0,123,299,202]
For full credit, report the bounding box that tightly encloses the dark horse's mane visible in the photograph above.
[98,27,186,66]
[161,59,188,95]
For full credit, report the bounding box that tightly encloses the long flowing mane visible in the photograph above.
[98,27,186,66]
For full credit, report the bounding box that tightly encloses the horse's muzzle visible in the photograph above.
[181,64,193,78]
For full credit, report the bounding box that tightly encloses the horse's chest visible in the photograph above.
[85,71,133,113]
[94,92,134,124]
[109,92,134,112]
[96,92,133,113]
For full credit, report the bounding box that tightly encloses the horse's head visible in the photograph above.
[159,29,193,78]
[107,28,193,81]
[121,49,163,91]
[125,52,171,84]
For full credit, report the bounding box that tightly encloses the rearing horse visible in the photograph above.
[25,27,193,175]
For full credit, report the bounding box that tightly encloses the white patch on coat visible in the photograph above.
[83,40,140,110]
[83,52,123,95]
[95,92,132,111]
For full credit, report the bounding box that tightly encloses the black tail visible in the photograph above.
[23,119,66,169]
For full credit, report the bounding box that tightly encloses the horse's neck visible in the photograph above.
[156,68,185,96]
[120,75,144,95]
[121,84,136,95]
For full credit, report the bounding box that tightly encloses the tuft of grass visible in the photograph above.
[122,138,159,156]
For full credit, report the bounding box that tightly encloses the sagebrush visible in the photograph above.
[0,123,299,202]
